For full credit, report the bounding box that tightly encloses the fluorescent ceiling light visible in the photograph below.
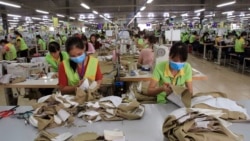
[163,12,169,17]
[242,16,250,19]
[140,6,146,11]
[171,15,176,18]
[69,17,75,20]
[193,17,200,19]
[247,14,250,16]
[104,13,110,18]
[88,14,95,19]
[59,20,64,23]
[194,8,205,13]
[181,13,188,17]
[0,1,21,8]
[222,11,234,14]
[196,13,201,16]
[81,3,90,9]
[7,14,21,18]
[93,10,98,14]
[99,15,104,18]
[227,15,235,18]
[32,17,41,20]
[57,14,65,17]
[205,14,215,17]
[135,12,141,17]
[7,19,19,22]
[36,9,49,14]
[148,13,154,18]
[217,1,236,8]
[147,0,153,4]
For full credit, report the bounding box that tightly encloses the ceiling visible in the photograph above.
[1,0,250,27]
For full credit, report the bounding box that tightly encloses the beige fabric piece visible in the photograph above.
[73,132,99,141]
[34,130,58,141]
[162,108,243,141]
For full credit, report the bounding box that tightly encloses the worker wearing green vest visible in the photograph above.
[0,39,17,60]
[49,35,56,43]
[45,41,69,72]
[58,37,103,94]
[62,35,67,45]
[36,35,46,51]
[14,31,28,58]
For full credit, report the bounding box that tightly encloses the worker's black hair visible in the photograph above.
[169,42,188,62]
[241,31,247,37]
[65,37,85,72]
[14,31,22,37]
[36,35,44,41]
[48,41,63,62]
[0,39,8,44]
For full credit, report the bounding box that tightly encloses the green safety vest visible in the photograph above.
[5,43,17,60]
[62,36,67,45]
[45,51,69,72]
[189,35,196,44]
[63,56,98,86]
[16,36,28,51]
[38,39,46,50]
[235,38,245,53]
[49,39,56,43]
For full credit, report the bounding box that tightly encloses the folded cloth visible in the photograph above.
[73,132,99,141]
[162,108,244,141]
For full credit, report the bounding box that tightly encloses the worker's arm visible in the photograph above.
[16,39,21,48]
[59,79,83,94]
[185,81,193,95]
[147,79,171,96]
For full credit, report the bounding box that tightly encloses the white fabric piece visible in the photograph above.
[89,81,97,90]
[167,93,185,108]
[177,114,191,124]
[54,115,62,125]
[169,108,188,119]
[99,96,122,107]
[79,79,89,90]
[86,102,100,108]
[192,96,249,119]
[57,109,70,122]
[78,111,100,118]
[195,121,209,128]
[104,130,124,141]
[106,109,115,115]
[29,115,38,127]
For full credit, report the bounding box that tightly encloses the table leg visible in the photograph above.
[216,47,222,65]
[203,44,207,59]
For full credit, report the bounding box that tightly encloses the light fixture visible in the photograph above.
[227,15,236,18]
[104,13,110,18]
[57,14,65,18]
[7,19,19,22]
[171,15,176,18]
[163,12,169,17]
[69,17,75,20]
[88,14,95,19]
[217,1,236,8]
[148,13,154,18]
[99,15,104,18]
[36,9,49,14]
[181,13,188,17]
[32,17,42,20]
[93,10,98,14]
[81,3,90,9]
[205,14,215,17]
[9,22,18,24]
[247,14,250,16]
[194,8,205,13]
[7,14,21,18]
[193,17,200,19]
[222,11,234,15]
[0,1,21,8]
[135,12,141,17]
[140,6,146,11]
[196,13,201,16]
[59,20,64,23]
[239,13,245,17]
[147,0,153,4]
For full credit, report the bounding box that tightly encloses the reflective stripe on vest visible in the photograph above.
[63,56,98,86]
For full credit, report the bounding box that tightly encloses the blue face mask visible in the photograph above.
[169,61,185,71]
[70,53,86,64]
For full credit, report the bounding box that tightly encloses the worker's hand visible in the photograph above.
[161,83,172,94]
[77,79,84,87]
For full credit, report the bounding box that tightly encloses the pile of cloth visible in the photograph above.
[77,96,145,122]
[167,85,249,120]
[162,108,243,141]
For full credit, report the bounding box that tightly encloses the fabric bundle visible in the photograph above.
[162,108,243,141]
[167,85,249,120]
[29,93,79,130]
[77,96,145,122]
[131,82,156,104]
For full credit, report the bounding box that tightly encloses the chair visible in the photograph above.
[242,48,250,74]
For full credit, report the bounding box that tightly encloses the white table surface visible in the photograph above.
[0,101,249,141]
[0,79,58,88]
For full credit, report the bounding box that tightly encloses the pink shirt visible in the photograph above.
[138,48,154,67]
[87,42,96,54]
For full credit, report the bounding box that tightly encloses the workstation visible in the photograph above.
[0,0,250,141]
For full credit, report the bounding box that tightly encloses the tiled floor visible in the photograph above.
[0,54,249,105]
[189,54,250,101]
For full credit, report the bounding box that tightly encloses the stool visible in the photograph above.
[242,57,250,74]
[229,53,240,71]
